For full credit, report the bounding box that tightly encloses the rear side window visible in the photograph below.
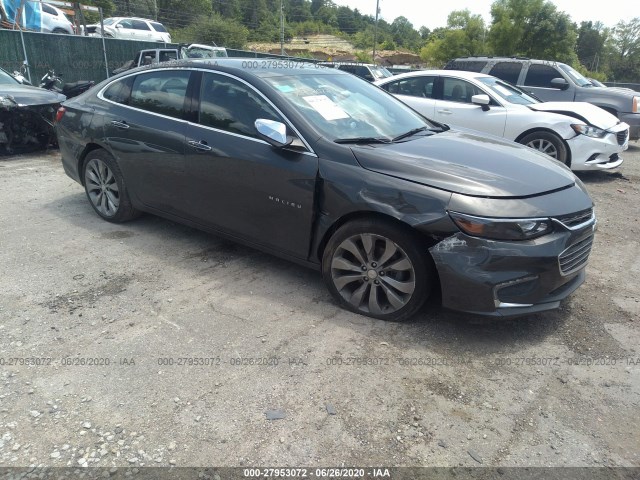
[488,62,522,85]
[524,64,561,87]
[103,76,134,104]
[338,65,356,74]
[445,60,486,73]
[383,76,436,98]
[150,22,167,32]
[130,70,190,119]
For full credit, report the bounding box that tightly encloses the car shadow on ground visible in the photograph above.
[46,191,570,358]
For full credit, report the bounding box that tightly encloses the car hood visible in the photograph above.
[350,130,576,198]
[528,102,619,130]
[0,84,65,105]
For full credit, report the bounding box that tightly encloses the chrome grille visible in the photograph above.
[555,209,593,229]
[558,235,593,275]
[617,129,629,145]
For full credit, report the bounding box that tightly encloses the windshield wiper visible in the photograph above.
[334,136,392,144]
[392,126,430,142]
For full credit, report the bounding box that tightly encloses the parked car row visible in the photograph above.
[375,70,629,171]
[54,59,599,321]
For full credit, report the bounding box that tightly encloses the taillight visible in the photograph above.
[633,96,639,114]
[55,107,66,123]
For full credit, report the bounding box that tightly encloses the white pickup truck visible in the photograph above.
[112,44,228,75]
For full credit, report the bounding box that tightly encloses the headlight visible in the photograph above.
[449,212,553,241]
[571,124,607,138]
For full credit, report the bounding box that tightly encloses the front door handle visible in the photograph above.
[188,140,212,152]
[437,110,452,115]
[111,120,129,129]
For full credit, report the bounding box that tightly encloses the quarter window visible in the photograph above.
[129,70,190,119]
[102,76,134,104]
[488,62,522,85]
[199,73,281,137]
[524,64,562,87]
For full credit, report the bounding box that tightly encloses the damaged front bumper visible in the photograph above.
[429,211,596,317]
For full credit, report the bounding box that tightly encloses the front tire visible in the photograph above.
[83,149,140,222]
[322,219,433,321]
[519,131,569,165]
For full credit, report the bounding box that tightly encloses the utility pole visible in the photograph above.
[280,0,285,56]
[372,0,379,63]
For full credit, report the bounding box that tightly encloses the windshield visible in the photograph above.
[264,72,433,142]
[371,66,392,79]
[477,76,539,105]
[0,68,19,85]
[559,64,592,87]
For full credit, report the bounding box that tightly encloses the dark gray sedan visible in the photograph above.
[55,59,596,321]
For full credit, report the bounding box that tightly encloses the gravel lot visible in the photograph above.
[0,145,639,471]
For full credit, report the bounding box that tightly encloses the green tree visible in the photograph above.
[607,18,640,82]
[173,13,248,47]
[577,22,609,71]
[389,16,421,50]
[488,0,577,63]
[420,10,487,66]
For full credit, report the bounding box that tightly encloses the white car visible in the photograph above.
[375,70,630,171]
[85,17,171,43]
[41,3,75,34]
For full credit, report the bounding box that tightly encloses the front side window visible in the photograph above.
[442,77,482,103]
[199,72,281,137]
[131,20,151,30]
[117,19,133,29]
[129,70,190,118]
[488,62,523,85]
[524,64,560,88]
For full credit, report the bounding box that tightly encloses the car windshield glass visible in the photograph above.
[371,66,392,79]
[102,18,116,25]
[477,76,538,105]
[0,68,19,85]
[263,72,432,142]
[559,64,592,87]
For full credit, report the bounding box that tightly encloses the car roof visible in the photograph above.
[107,17,159,22]
[449,56,569,66]
[375,69,494,84]
[122,58,349,78]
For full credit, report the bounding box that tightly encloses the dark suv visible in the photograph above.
[445,57,640,140]
[319,62,392,82]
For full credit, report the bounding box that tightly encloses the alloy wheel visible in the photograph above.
[84,157,120,217]
[525,138,558,158]
[330,233,416,315]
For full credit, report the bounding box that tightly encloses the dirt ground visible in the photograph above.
[0,145,639,472]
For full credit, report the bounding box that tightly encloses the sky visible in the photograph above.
[332,0,632,31]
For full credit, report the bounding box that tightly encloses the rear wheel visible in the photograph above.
[519,131,568,165]
[83,149,140,222]
[322,219,433,321]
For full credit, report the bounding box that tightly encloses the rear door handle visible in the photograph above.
[111,120,129,129]
[188,140,212,152]
[437,110,452,115]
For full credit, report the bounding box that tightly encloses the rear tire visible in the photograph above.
[82,149,140,223]
[519,131,569,166]
[322,219,433,321]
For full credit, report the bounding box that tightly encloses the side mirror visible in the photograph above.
[115,24,123,28]
[255,119,293,148]
[471,94,491,111]
[550,77,569,90]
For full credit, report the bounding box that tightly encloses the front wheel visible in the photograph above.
[322,219,433,321]
[519,131,568,165]
[83,149,140,222]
